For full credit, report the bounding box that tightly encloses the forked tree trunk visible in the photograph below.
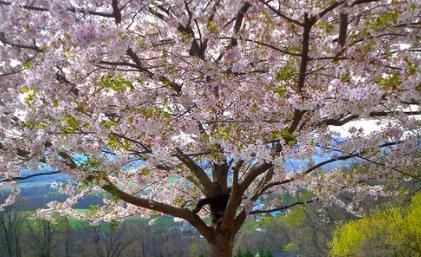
[208,228,235,257]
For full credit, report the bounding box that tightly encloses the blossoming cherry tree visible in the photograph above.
[0,0,420,256]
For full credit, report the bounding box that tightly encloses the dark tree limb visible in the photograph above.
[297,13,314,95]
[316,1,345,21]
[241,38,301,56]
[0,32,42,52]
[351,0,378,6]
[323,110,421,127]
[0,171,61,183]
[101,180,213,240]
[233,2,251,33]
[239,162,272,195]
[259,153,359,195]
[175,148,215,193]
[110,0,182,94]
[338,12,348,47]
[216,2,252,62]
[249,199,315,214]
[222,160,242,228]
[112,0,122,24]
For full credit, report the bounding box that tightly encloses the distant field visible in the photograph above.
[1,182,103,211]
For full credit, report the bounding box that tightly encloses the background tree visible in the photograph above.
[330,191,421,257]
[0,0,420,256]
[0,204,23,257]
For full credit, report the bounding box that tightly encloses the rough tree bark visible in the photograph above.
[208,227,235,257]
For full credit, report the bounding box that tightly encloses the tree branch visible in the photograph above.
[241,38,301,56]
[234,209,246,234]
[126,48,182,94]
[175,148,215,193]
[0,0,115,18]
[257,0,303,26]
[297,13,313,95]
[101,180,213,239]
[351,0,378,7]
[249,199,315,214]
[0,32,42,52]
[239,162,272,194]
[112,0,122,24]
[0,171,61,183]
[323,110,421,126]
[316,1,344,21]
[216,2,252,62]
[259,153,359,195]
[109,0,182,94]
[222,160,242,228]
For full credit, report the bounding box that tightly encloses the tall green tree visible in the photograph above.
[330,192,421,257]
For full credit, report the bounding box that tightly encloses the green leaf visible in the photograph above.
[271,130,282,140]
[22,60,33,69]
[366,11,399,31]
[98,74,134,92]
[341,71,351,83]
[62,116,78,133]
[19,87,31,93]
[275,86,286,97]
[174,197,184,206]
[406,61,417,77]
[141,108,154,118]
[375,73,401,89]
[162,111,171,118]
[215,126,232,140]
[317,20,334,33]
[122,138,131,150]
[275,66,296,82]
[282,242,298,252]
[88,204,101,213]
[207,20,218,34]
[100,119,118,129]
[108,135,119,149]
[281,128,297,146]
[140,167,150,176]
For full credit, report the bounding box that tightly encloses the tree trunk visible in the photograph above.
[208,229,235,257]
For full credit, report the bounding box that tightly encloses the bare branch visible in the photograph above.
[175,148,215,193]
[297,13,313,95]
[216,2,252,62]
[351,0,379,7]
[241,38,301,56]
[338,12,348,47]
[233,2,251,33]
[222,160,243,228]
[101,179,213,239]
[239,162,272,194]
[323,110,421,127]
[249,199,315,214]
[112,0,122,24]
[126,48,182,94]
[0,171,61,183]
[0,32,42,52]
[234,209,246,233]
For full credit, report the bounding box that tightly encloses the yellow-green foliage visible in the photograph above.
[330,192,421,257]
